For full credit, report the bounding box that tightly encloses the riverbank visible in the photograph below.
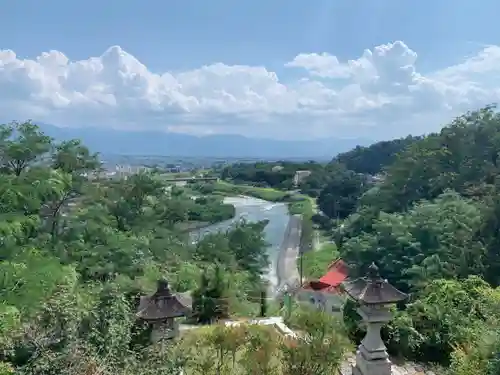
[213,183,333,285]
[211,181,312,208]
[190,195,291,294]
[191,182,316,294]
[212,181,313,232]
[210,180,317,265]
[211,180,292,201]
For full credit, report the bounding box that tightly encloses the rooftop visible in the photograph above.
[342,263,408,305]
[136,280,191,321]
[302,258,349,293]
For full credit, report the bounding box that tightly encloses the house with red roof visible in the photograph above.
[296,259,349,315]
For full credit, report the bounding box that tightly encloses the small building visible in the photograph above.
[272,165,284,172]
[296,259,349,315]
[293,170,312,187]
[136,280,192,342]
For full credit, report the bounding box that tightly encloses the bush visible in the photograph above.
[311,214,333,230]
[283,307,352,375]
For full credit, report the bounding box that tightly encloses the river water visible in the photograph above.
[192,196,290,291]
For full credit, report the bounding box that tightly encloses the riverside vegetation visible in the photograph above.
[216,106,500,375]
[196,180,317,254]
[0,121,351,375]
[311,106,500,375]
[3,105,500,375]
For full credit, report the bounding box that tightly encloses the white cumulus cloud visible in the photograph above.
[1,41,500,140]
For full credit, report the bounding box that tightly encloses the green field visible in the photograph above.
[213,181,291,201]
[288,197,314,216]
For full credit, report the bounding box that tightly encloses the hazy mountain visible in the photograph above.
[40,124,373,160]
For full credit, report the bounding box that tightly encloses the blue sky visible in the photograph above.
[1,0,500,140]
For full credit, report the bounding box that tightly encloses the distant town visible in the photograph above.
[94,154,322,180]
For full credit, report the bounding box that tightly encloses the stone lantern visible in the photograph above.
[342,263,408,375]
[136,279,191,342]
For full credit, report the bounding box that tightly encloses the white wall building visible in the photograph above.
[296,259,349,316]
[293,170,312,187]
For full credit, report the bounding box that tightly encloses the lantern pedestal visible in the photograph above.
[352,354,391,375]
[151,318,179,342]
[342,263,408,375]
[351,305,393,375]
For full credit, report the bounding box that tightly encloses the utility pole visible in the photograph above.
[299,249,303,286]
[284,291,292,321]
[259,288,267,317]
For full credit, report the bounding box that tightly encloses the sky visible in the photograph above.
[2,0,500,141]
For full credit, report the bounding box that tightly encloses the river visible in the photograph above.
[191,196,290,292]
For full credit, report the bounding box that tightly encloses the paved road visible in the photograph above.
[276,214,302,294]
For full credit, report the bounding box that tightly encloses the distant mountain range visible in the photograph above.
[39,124,373,160]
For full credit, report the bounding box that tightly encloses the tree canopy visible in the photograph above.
[6,105,500,374]
[333,135,422,175]
[0,121,278,374]
[328,106,500,371]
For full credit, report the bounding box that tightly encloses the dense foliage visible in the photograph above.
[7,104,500,374]
[221,161,324,189]
[206,108,500,373]
[333,135,422,175]
[0,121,277,374]
[325,106,500,372]
[186,195,235,224]
[316,164,368,220]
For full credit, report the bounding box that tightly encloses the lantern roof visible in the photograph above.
[136,279,191,321]
[342,263,408,305]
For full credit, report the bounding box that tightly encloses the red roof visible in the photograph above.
[327,259,349,274]
[302,259,349,294]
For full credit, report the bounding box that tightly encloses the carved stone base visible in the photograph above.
[359,342,388,361]
[150,319,179,342]
[351,349,392,375]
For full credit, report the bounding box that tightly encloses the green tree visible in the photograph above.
[334,135,422,175]
[0,121,52,176]
[104,172,164,231]
[191,266,230,324]
[84,283,134,364]
[341,191,485,292]
[387,277,500,364]
[51,139,100,175]
[448,327,500,375]
[227,220,269,276]
[317,164,367,220]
